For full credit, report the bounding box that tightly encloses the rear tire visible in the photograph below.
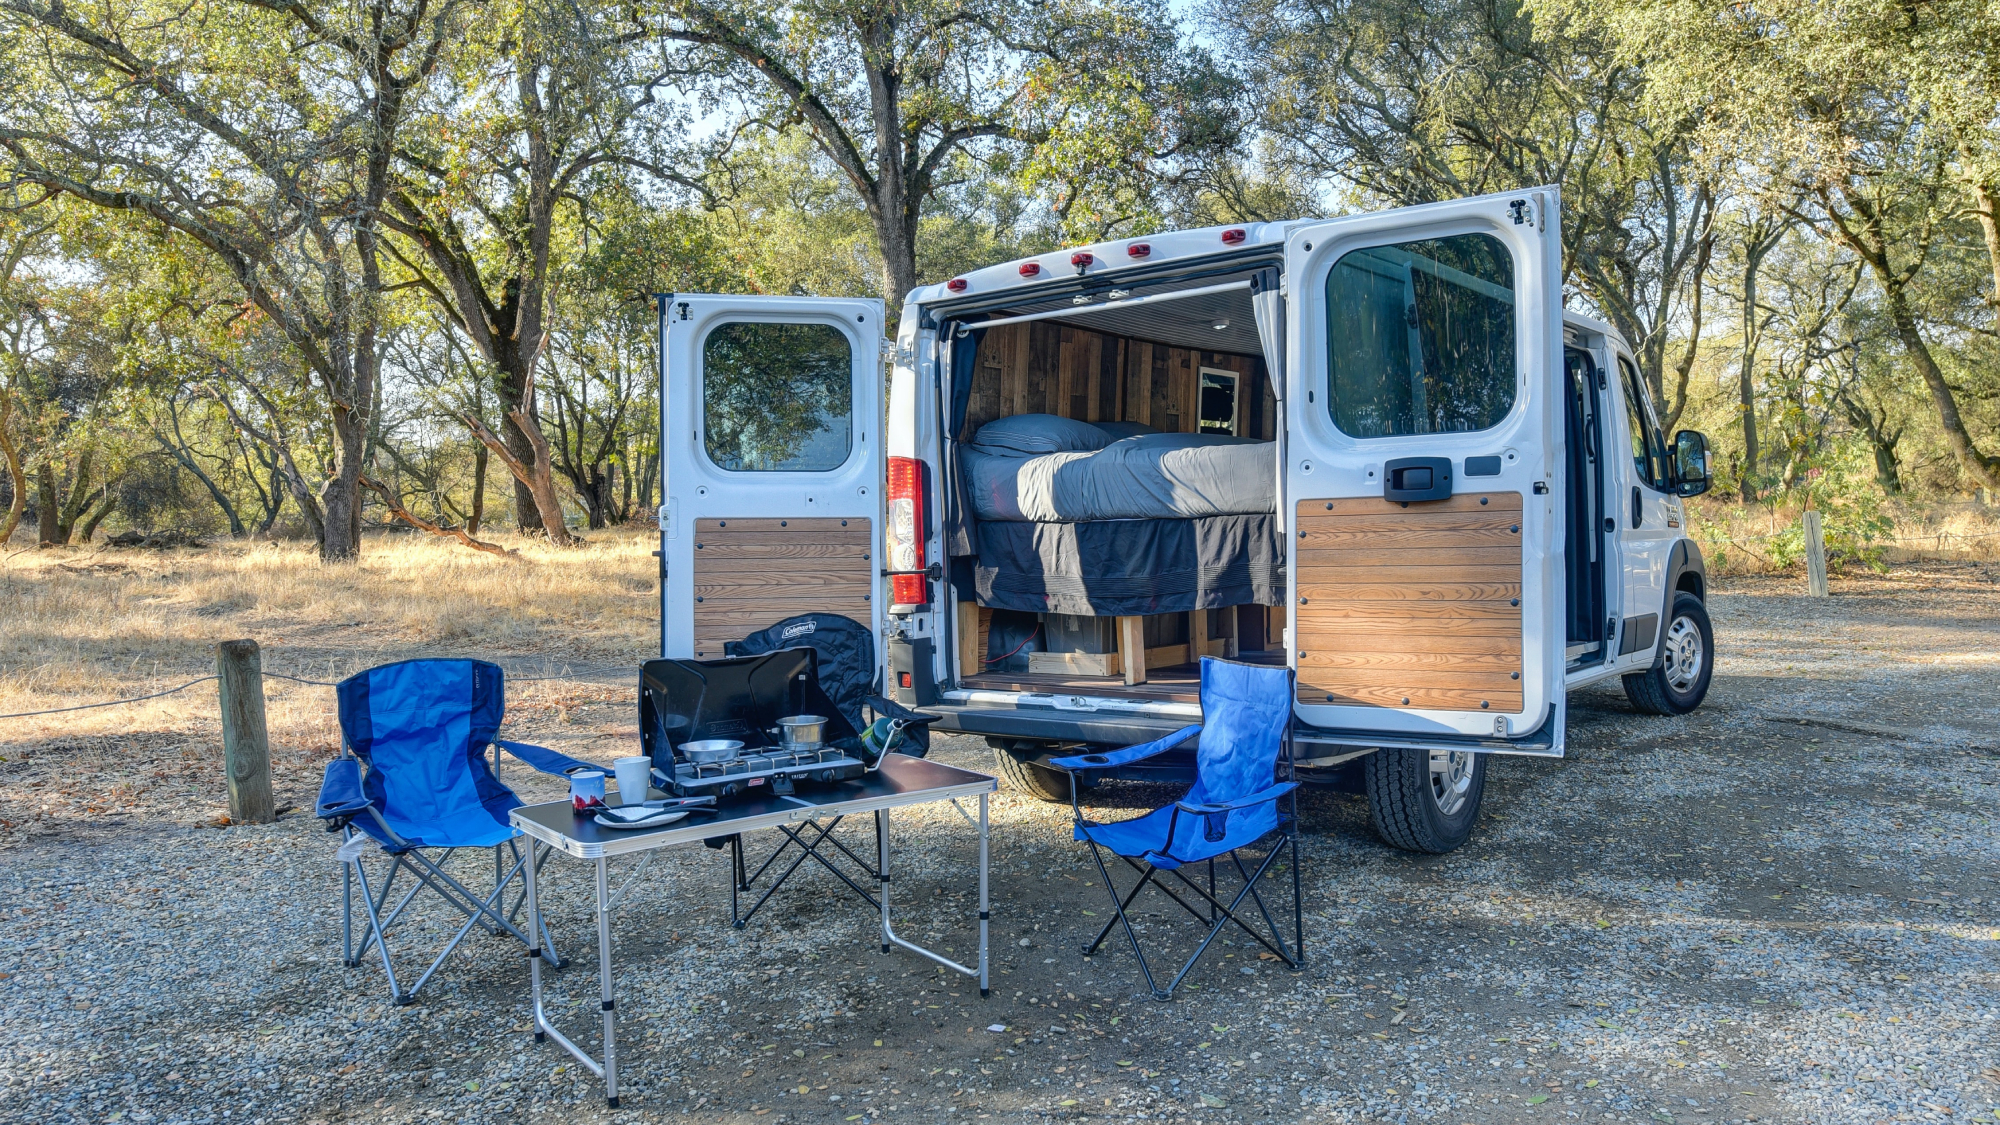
[992,742,1073,802]
[1365,746,1487,854]
[1622,592,1714,715]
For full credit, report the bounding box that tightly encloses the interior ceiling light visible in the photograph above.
[1213,318,1230,331]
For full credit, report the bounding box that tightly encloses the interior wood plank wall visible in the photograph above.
[963,321,1274,440]
[1293,493,1525,713]
[691,517,872,659]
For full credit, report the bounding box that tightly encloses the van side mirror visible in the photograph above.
[1672,430,1711,497]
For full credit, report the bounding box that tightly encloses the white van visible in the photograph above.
[656,188,1715,854]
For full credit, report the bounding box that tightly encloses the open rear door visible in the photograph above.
[1283,190,1565,754]
[658,295,886,659]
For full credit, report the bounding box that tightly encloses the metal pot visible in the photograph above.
[681,739,743,765]
[776,714,827,750]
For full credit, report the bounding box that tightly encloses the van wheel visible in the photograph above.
[1365,747,1486,854]
[1622,592,1714,715]
[992,743,1073,802]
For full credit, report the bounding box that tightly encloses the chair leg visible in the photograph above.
[1079,840,1167,1000]
[1159,844,1295,999]
[1084,859,1161,955]
[349,857,406,1004]
[1289,833,1305,970]
[341,849,356,967]
[1229,850,1296,966]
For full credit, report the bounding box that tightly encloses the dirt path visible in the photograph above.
[1,563,1996,1125]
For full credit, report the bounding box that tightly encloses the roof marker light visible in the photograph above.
[1126,242,1151,258]
[1221,228,1247,245]
[1018,262,1042,278]
[1070,251,1095,269]
[946,277,969,293]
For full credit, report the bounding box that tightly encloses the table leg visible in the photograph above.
[526,840,546,1044]
[876,808,891,954]
[596,856,618,1108]
[978,792,990,998]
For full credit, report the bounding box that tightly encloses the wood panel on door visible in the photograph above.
[1294,493,1524,713]
[691,517,872,658]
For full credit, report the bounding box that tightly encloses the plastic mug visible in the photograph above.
[569,770,606,810]
[613,756,652,804]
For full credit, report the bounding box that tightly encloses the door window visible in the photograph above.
[1617,356,1670,491]
[702,321,853,472]
[1324,232,1516,437]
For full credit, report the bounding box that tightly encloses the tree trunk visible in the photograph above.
[319,397,367,561]
[1964,168,2000,335]
[1884,298,2000,490]
[1738,263,1762,502]
[36,462,58,546]
[1824,185,2000,491]
[468,441,487,536]
[76,486,118,542]
[0,391,24,546]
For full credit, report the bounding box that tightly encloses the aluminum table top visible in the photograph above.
[510,753,997,859]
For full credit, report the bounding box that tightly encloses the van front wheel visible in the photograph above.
[1622,592,1714,715]
[1365,747,1487,854]
[992,742,1073,802]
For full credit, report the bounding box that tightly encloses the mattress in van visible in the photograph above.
[965,429,1276,522]
[974,514,1284,617]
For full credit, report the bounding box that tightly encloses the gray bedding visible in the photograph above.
[966,419,1276,522]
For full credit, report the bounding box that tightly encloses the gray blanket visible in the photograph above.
[966,431,1276,522]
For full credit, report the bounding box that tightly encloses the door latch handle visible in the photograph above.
[1631,486,1643,529]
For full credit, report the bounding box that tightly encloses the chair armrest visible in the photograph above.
[1175,780,1298,816]
[315,757,371,820]
[494,739,610,778]
[1049,724,1201,772]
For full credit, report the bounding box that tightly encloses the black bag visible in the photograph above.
[726,613,876,734]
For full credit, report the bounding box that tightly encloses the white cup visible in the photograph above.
[613,756,652,804]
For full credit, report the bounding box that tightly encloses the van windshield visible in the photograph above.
[1324,232,1516,438]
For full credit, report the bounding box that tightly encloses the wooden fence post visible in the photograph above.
[1803,510,1830,598]
[216,639,275,824]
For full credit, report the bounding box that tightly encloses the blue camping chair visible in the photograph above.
[1051,657,1304,1000]
[316,659,608,1005]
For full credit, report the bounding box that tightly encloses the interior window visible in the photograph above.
[702,321,853,472]
[1324,232,1516,437]
[1618,355,1670,490]
[1197,368,1239,434]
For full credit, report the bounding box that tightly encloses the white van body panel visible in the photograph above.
[658,294,886,659]
[1281,190,1566,752]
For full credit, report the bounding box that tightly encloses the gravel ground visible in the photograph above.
[2,563,1997,1125]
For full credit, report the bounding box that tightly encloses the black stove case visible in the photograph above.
[639,652,867,798]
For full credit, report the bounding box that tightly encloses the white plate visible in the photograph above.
[593,808,690,830]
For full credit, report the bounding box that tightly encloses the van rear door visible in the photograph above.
[1283,190,1565,753]
[657,295,886,659]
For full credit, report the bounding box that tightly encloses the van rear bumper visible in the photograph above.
[923,699,1558,762]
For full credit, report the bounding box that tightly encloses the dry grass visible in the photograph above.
[1688,498,2000,575]
[0,528,660,748]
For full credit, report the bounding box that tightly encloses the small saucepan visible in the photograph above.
[681,739,744,765]
[776,714,827,749]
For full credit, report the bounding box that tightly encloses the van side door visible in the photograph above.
[1283,189,1566,753]
[657,295,886,659]
[1610,350,1679,668]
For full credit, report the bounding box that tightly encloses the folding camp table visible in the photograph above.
[509,753,997,1107]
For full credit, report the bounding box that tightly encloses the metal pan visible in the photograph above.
[776,715,826,748]
[680,739,743,765]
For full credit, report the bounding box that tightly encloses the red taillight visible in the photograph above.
[886,455,928,608]
[1126,242,1151,258]
[1221,228,1247,245]
[1018,262,1041,277]
[1070,251,1095,268]
[946,277,969,292]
